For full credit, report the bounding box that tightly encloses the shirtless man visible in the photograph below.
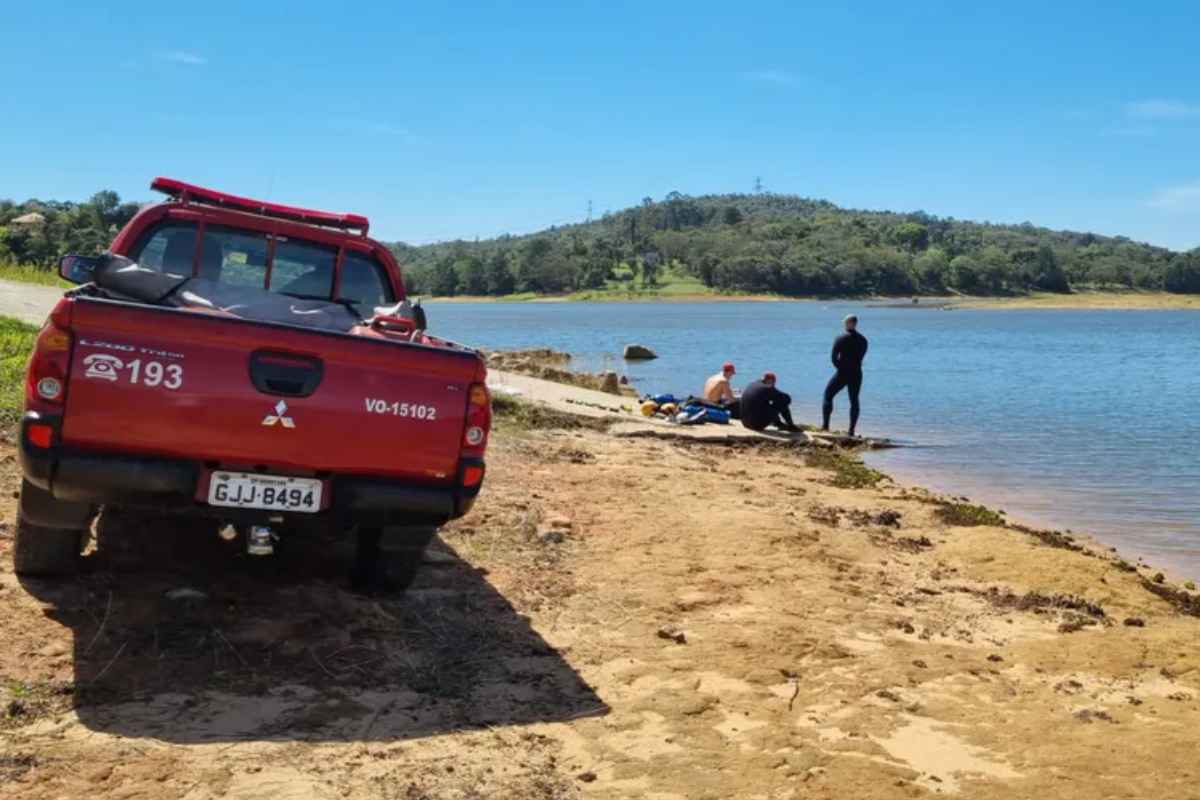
[703,362,737,405]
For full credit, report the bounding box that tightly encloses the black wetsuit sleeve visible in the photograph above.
[831,336,844,369]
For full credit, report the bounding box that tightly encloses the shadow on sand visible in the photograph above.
[17,514,606,744]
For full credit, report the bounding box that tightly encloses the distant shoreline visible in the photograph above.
[423,289,1200,310]
[3,264,1195,310]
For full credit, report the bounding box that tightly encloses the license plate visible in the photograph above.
[207,471,322,513]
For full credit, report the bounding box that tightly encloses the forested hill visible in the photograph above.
[2,189,1197,297]
[391,192,1200,297]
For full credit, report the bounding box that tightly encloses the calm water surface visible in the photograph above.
[427,301,1200,577]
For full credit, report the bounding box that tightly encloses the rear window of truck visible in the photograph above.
[133,222,197,276]
[130,221,394,309]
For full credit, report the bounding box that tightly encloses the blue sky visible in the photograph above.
[2,1,1198,250]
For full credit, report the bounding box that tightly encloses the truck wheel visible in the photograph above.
[351,525,437,594]
[13,515,85,577]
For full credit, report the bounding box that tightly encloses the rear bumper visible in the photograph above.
[19,412,482,526]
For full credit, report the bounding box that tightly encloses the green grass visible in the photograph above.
[805,449,886,489]
[6,681,31,699]
[0,262,70,288]
[493,291,543,302]
[1,316,38,425]
[426,266,735,302]
[564,268,719,301]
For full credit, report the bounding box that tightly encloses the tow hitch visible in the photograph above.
[247,525,278,556]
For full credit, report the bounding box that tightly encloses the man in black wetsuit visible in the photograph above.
[741,372,800,433]
[822,314,868,437]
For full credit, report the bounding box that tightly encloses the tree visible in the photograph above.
[515,238,553,292]
[1031,245,1069,292]
[578,254,611,289]
[715,255,776,292]
[639,251,662,287]
[780,247,835,294]
[892,222,929,253]
[977,246,1009,293]
[89,191,121,229]
[1164,253,1200,294]
[948,255,981,292]
[695,253,719,287]
[913,248,950,292]
[430,258,459,296]
[653,230,691,264]
[484,251,515,295]
[454,256,486,295]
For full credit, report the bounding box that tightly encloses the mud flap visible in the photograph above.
[19,478,92,529]
[352,525,437,593]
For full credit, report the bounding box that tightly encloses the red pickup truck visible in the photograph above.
[15,178,491,590]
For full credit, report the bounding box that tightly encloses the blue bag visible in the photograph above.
[680,403,730,425]
[703,407,731,424]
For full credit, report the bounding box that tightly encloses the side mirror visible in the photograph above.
[59,254,102,285]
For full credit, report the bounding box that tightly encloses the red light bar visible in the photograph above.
[150,177,370,235]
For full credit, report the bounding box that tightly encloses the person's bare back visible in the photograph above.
[703,362,736,403]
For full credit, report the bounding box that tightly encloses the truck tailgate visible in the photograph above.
[61,298,481,483]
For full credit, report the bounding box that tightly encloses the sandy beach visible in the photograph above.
[947,291,1200,311]
[2,384,1199,798]
[425,290,1200,310]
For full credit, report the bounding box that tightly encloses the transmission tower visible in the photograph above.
[587,199,593,222]
[754,176,764,194]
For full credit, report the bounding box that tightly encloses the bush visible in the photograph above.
[1,316,38,425]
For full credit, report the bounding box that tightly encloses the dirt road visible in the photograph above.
[0,280,63,326]
[3,408,1200,798]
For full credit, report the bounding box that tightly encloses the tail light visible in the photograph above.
[25,307,73,412]
[461,382,491,459]
[461,464,485,488]
[26,422,55,449]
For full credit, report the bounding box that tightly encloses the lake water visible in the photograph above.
[426,300,1200,578]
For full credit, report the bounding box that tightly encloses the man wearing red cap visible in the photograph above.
[703,361,738,405]
[741,372,799,433]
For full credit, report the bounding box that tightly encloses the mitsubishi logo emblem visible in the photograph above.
[262,400,296,428]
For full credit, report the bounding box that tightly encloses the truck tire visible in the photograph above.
[351,525,437,594]
[13,515,85,576]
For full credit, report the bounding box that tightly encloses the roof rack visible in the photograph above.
[150,177,370,235]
